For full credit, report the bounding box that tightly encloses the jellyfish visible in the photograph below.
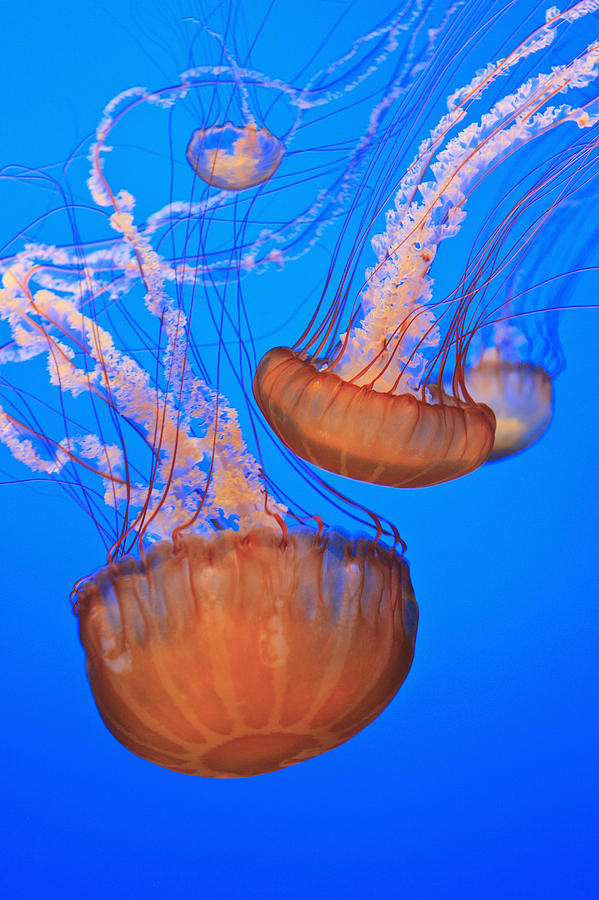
[187,122,285,190]
[254,3,599,487]
[80,0,455,289]
[464,352,553,461]
[0,225,418,779]
[0,53,419,777]
[77,525,416,778]
[460,171,599,461]
[183,15,285,191]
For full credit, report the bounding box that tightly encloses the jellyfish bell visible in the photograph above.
[254,346,495,488]
[186,122,285,191]
[77,525,417,778]
[465,350,553,461]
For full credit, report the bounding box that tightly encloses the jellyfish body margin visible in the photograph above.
[0,4,437,777]
[254,1,599,486]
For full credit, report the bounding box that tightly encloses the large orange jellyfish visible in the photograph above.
[0,215,417,778]
[0,18,425,774]
[78,526,416,777]
[254,4,599,487]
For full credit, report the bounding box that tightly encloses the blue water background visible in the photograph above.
[0,2,597,897]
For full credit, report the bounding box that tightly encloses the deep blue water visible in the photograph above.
[0,2,597,898]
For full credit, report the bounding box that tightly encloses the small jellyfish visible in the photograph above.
[85,3,444,283]
[254,6,599,488]
[186,122,285,191]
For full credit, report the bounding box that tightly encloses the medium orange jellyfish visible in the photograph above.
[254,6,599,487]
[254,346,495,488]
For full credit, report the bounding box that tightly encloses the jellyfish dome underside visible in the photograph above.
[466,359,553,461]
[186,123,284,191]
[77,526,417,778]
[254,347,496,488]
